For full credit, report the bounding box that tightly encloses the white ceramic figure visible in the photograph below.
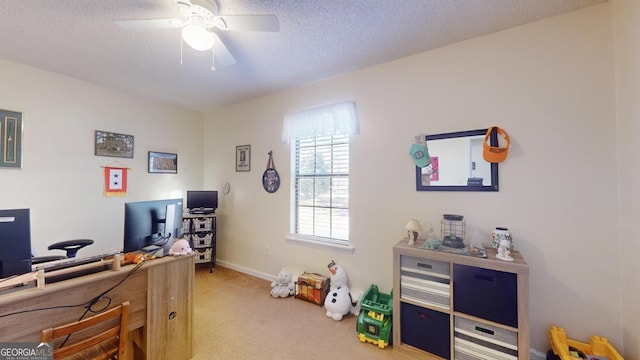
[491,227,512,249]
[496,239,514,261]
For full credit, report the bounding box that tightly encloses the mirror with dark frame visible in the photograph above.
[415,128,499,192]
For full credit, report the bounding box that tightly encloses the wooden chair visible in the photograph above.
[41,301,130,360]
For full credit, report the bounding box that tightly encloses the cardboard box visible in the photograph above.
[295,272,329,306]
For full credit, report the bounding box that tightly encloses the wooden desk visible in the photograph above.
[0,254,194,360]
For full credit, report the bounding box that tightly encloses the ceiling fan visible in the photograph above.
[114,0,280,70]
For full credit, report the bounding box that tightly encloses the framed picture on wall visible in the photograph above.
[0,108,23,169]
[148,151,177,174]
[95,130,134,158]
[236,145,251,172]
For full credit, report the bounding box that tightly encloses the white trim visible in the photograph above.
[529,349,547,360]
[285,234,355,254]
[215,260,276,282]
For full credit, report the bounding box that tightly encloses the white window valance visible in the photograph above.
[281,101,359,144]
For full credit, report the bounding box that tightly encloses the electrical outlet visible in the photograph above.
[265,246,270,256]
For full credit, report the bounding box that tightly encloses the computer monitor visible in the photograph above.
[186,190,218,214]
[123,199,183,253]
[162,203,180,255]
[0,209,32,279]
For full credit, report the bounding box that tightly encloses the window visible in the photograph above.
[282,102,359,248]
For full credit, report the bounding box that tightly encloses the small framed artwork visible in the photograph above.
[236,145,251,172]
[0,109,23,169]
[148,151,178,174]
[95,130,134,158]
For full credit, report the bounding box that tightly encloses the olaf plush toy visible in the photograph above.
[324,260,361,321]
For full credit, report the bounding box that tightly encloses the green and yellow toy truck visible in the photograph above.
[357,284,393,349]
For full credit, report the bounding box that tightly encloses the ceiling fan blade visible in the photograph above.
[114,18,184,31]
[211,32,236,66]
[176,0,193,7]
[216,15,279,32]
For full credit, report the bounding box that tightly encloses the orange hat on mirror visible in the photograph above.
[483,126,510,163]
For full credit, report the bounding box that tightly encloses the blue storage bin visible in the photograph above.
[453,264,518,328]
[400,302,450,359]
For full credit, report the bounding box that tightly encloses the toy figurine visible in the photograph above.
[324,260,361,321]
[270,268,295,298]
[496,239,513,261]
[169,239,192,256]
[425,223,441,249]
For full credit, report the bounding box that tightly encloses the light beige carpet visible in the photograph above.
[192,266,417,360]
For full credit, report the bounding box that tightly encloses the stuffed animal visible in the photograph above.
[324,260,360,321]
[270,268,295,298]
[169,239,193,256]
[122,252,147,265]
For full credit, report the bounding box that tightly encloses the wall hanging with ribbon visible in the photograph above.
[102,161,130,197]
[262,151,280,193]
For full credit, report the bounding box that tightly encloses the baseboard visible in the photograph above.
[215,260,550,360]
[215,260,276,282]
[530,348,547,360]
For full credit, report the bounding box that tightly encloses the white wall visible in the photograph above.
[204,3,624,354]
[1,1,633,356]
[614,0,640,358]
[0,60,204,256]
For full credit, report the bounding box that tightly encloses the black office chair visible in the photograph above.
[31,239,94,265]
[47,239,94,258]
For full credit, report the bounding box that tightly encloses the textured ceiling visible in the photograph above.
[0,0,606,113]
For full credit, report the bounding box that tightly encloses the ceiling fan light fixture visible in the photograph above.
[182,25,214,51]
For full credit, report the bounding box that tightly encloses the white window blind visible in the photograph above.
[282,101,359,244]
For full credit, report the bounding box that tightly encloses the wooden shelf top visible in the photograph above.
[394,238,529,275]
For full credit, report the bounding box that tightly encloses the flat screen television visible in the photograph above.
[123,198,183,253]
[0,208,32,279]
[186,190,218,214]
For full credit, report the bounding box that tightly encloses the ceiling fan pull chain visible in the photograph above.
[180,36,184,65]
[210,45,215,71]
